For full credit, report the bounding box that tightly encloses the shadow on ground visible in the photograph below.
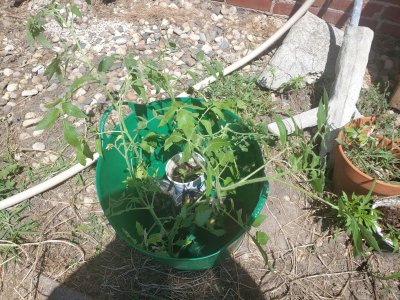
[49,238,265,299]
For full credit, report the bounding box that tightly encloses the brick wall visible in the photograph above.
[215,0,400,38]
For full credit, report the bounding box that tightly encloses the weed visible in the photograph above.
[357,83,390,116]
[278,75,307,93]
[0,202,38,265]
[204,72,274,119]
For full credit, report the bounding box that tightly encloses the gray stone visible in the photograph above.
[3,68,13,76]
[182,54,196,67]
[115,37,127,45]
[22,117,42,128]
[25,112,37,119]
[2,105,12,114]
[22,89,39,97]
[19,132,31,141]
[6,83,18,92]
[32,142,46,151]
[258,12,344,90]
[136,40,146,51]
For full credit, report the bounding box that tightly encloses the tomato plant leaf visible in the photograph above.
[98,55,116,73]
[256,231,269,245]
[63,120,81,149]
[62,103,86,118]
[252,214,267,228]
[195,204,212,227]
[71,5,82,17]
[35,108,60,131]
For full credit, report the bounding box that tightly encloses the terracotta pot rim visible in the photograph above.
[337,116,400,189]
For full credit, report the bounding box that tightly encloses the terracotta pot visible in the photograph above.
[332,116,400,196]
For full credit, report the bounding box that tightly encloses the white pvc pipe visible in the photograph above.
[0,154,99,210]
[0,0,315,210]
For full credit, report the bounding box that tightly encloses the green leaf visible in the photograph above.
[62,103,86,118]
[35,108,60,131]
[63,120,81,149]
[164,131,183,150]
[95,137,103,157]
[147,233,162,245]
[71,5,82,17]
[182,143,191,162]
[35,34,52,48]
[98,55,116,73]
[360,224,381,252]
[206,138,229,153]
[177,109,196,139]
[136,222,144,236]
[317,98,327,130]
[158,106,177,127]
[377,272,400,280]
[252,214,267,227]
[211,106,224,119]
[256,231,269,245]
[76,150,87,165]
[200,119,212,135]
[82,140,93,159]
[45,56,62,81]
[274,115,287,145]
[195,204,212,227]
[350,219,363,256]
[70,75,97,93]
[44,98,62,109]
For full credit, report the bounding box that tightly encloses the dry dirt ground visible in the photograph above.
[0,1,400,299]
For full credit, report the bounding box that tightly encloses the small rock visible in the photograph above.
[126,91,138,101]
[182,54,196,67]
[5,45,14,52]
[173,27,183,36]
[136,40,146,51]
[0,98,7,106]
[32,65,45,75]
[19,132,31,140]
[31,76,41,85]
[75,87,86,97]
[22,89,39,97]
[115,37,127,45]
[52,36,60,43]
[77,95,91,104]
[7,83,18,92]
[32,142,46,151]
[116,46,127,56]
[48,154,58,163]
[22,117,42,128]
[201,43,213,55]
[25,112,37,119]
[3,106,12,115]
[3,68,13,76]
[33,129,44,137]
[189,33,200,41]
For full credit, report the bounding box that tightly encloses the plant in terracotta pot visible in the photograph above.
[333,116,400,196]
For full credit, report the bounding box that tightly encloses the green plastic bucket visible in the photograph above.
[96,97,268,270]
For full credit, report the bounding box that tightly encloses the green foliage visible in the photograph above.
[336,191,381,256]
[0,203,38,264]
[204,72,274,119]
